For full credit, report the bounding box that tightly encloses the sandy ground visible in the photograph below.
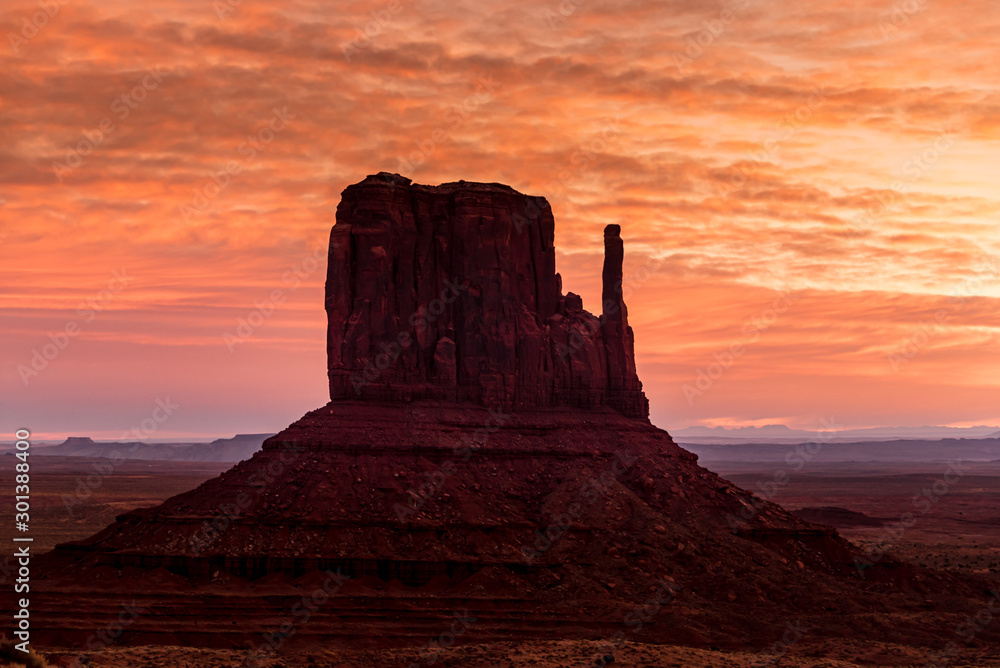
[36,638,1000,668]
[8,457,1000,668]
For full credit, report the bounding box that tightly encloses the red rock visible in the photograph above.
[326,173,648,419]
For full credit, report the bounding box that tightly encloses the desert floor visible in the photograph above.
[4,454,1000,667]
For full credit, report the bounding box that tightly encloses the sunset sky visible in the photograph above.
[3,0,999,440]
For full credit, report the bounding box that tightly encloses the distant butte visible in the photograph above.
[31,174,1000,654]
[326,172,647,418]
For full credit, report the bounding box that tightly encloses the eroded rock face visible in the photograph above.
[326,173,649,419]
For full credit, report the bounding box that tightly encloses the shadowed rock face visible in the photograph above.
[326,173,648,419]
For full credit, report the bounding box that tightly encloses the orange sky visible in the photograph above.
[3,0,999,439]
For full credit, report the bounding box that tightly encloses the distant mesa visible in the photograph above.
[674,424,797,437]
[40,433,274,462]
[675,423,1000,443]
[32,174,1000,652]
[61,436,97,446]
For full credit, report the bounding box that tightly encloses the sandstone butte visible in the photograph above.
[30,173,1000,653]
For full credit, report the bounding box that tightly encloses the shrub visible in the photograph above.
[0,634,51,668]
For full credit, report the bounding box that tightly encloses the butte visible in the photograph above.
[32,173,999,653]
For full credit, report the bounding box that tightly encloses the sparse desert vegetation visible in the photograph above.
[33,638,1000,667]
[6,456,1000,667]
[1,634,51,668]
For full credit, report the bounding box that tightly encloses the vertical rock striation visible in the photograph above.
[326,173,649,419]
